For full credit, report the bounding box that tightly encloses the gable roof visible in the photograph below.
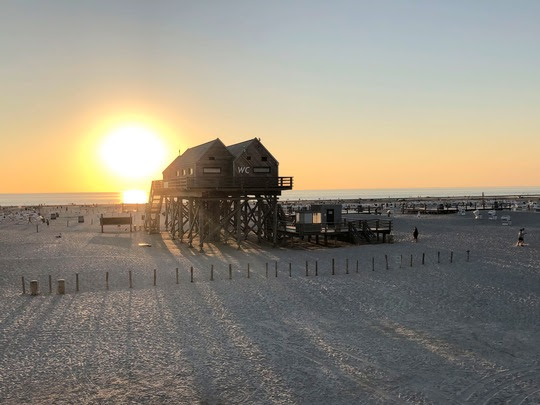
[163,138,229,175]
[226,138,255,158]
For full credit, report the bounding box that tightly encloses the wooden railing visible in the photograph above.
[161,176,293,191]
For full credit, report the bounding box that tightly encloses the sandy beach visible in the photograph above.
[0,205,539,404]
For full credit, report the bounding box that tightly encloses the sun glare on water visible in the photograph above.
[123,189,148,204]
[99,125,166,179]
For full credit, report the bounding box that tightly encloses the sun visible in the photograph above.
[99,125,166,179]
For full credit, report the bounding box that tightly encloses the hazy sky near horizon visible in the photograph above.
[1,1,539,193]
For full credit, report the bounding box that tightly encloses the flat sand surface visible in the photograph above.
[0,206,539,404]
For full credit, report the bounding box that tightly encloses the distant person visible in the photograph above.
[46,219,49,226]
[517,228,526,246]
[413,227,419,242]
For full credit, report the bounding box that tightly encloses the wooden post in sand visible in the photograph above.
[332,258,335,275]
[265,263,268,278]
[190,267,193,283]
[289,263,292,277]
[410,255,413,267]
[305,261,308,276]
[49,275,52,294]
[153,269,156,286]
[315,261,318,277]
[467,250,470,262]
[176,268,179,284]
[372,257,375,271]
[450,251,453,263]
[76,273,79,292]
[437,251,440,264]
[30,280,38,296]
[346,258,349,274]
[129,271,132,288]
[229,264,232,280]
[385,255,389,270]
[57,279,65,295]
[356,259,359,273]
[211,265,214,281]
[400,254,403,268]
[247,263,250,279]
[275,261,278,278]
[21,276,26,294]
[422,253,425,265]
[106,272,109,290]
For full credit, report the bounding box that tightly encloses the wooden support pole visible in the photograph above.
[305,261,308,276]
[289,262,292,277]
[450,251,453,263]
[153,269,157,286]
[422,253,425,265]
[410,254,413,267]
[106,272,109,290]
[315,261,318,277]
[275,261,278,278]
[49,275,52,294]
[372,257,375,271]
[229,264,232,280]
[385,255,389,270]
[437,251,440,264]
[210,265,214,281]
[332,258,335,275]
[176,268,179,284]
[190,266,193,283]
[247,263,250,279]
[346,258,349,274]
[57,279,65,295]
[21,276,26,294]
[129,271,132,288]
[76,273,79,292]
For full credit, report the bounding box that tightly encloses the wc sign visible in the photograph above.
[237,166,250,174]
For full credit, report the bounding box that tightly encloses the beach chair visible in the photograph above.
[488,210,497,220]
[473,210,483,220]
[501,215,511,226]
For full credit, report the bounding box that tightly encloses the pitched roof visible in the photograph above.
[162,138,228,175]
[226,138,257,158]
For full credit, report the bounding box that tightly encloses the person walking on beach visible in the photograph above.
[517,228,526,246]
[413,227,419,242]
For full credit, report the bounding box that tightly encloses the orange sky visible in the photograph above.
[1,2,539,194]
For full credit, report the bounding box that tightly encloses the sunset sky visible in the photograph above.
[1,1,539,194]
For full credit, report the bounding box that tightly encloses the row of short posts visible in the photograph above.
[21,250,471,294]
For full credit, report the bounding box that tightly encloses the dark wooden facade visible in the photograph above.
[145,138,293,251]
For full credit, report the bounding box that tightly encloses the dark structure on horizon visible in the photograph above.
[144,138,293,251]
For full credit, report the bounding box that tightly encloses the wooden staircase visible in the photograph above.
[144,180,164,234]
[349,221,376,244]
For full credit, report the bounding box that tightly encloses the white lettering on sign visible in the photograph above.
[237,166,250,174]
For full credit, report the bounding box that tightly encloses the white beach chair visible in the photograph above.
[488,210,497,220]
[473,210,483,220]
[500,215,511,226]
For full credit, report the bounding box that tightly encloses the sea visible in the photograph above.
[1,186,539,206]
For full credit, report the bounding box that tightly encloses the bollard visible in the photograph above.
[229,264,232,280]
[346,258,349,274]
[176,267,179,284]
[30,280,38,296]
[247,263,250,279]
[22,276,26,294]
[49,275,52,294]
[106,272,109,290]
[372,257,375,271]
[385,255,389,270]
[467,250,470,262]
[275,261,278,278]
[76,273,79,292]
[211,265,214,281]
[332,258,335,275]
[289,262,292,277]
[422,253,425,265]
[129,271,133,288]
[57,279,65,295]
[305,261,308,277]
[190,266,193,283]
[450,251,453,263]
